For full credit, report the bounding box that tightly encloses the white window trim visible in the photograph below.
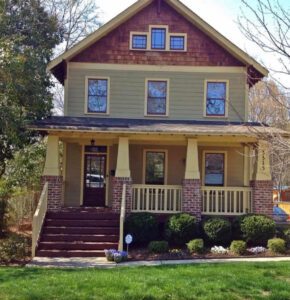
[144,78,170,117]
[202,150,228,186]
[84,76,110,115]
[129,25,187,52]
[203,79,229,118]
[169,33,187,52]
[143,149,168,185]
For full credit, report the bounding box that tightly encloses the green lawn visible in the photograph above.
[1,262,290,299]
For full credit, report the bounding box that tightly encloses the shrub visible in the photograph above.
[187,239,204,254]
[284,229,290,248]
[165,213,198,246]
[203,218,232,245]
[240,215,276,245]
[0,234,30,263]
[267,238,286,254]
[148,241,169,254]
[125,213,158,245]
[230,240,247,255]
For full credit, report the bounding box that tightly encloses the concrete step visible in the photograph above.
[41,234,119,243]
[38,242,118,251]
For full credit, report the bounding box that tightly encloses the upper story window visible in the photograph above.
[86,77,109,114]
[170,35,185,50]
[132,34,147,49]
[130,25,187,52]
[205,81,228,117]
[146,79,168,116]
[151,28,166,50]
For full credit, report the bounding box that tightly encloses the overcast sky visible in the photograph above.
[96,0,289,85]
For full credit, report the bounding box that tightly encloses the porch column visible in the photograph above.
[112,137,132,213]
[250,141,273,217]
[42,135,63,212]
[182,139,202,220]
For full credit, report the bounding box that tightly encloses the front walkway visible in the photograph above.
[27,256,290,269]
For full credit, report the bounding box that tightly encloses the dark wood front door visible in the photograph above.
[83,154,107,207]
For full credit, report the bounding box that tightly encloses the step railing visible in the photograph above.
[132,184,182,213]
[32,182,48,257]
[201,186,252,215]
[118,184,126,251]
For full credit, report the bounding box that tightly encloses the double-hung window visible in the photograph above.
[205,81,228,117]
[87,78,109,114]
[146,80,168,116]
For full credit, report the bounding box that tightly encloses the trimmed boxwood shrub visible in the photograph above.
[125,213,158,245]
[240,215,275,246]
[267,238,286,254]
[203,217,232,245]
[230,240,247,255]
[148,241,169,254]
[165,213,198,246]
[187,239,204,254]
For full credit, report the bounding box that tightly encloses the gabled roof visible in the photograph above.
[48,0,268,79]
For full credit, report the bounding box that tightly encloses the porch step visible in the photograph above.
[36,209,120,258]
[42,234,119,243]
[36,250,105,258]
[45,219,119,227]
[38,242,118,251]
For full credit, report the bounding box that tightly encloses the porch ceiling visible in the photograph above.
[29,116,289,137]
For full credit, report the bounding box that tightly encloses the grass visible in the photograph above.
[1,262,290,299]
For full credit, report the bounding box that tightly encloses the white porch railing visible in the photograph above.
[118,184,126,251]
[201,186,252,215]
[132,184,182,213]
[32,182,48,257]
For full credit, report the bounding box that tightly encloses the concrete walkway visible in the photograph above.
[26,256,290,269]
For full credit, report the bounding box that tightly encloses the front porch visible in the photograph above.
[41,132,273,218]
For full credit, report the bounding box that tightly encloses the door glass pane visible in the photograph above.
[85,155,106,188]
[205,153,225,186]
[145,152,165,185]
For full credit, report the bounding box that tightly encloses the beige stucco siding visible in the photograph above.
[64,143,82,207]
[67,68,247,122]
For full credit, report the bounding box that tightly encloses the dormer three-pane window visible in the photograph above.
[205,81,228,117]
[132,34,147,49]
[86,78,109,114]
[146,80,168,116]
[151,28,166,49]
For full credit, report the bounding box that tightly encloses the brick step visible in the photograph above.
[41,234,119,243]
[45,219,119,227]
[36,250,105,258]
[38,242,118,251]
[42,226,119,235]
[46,212,119,220]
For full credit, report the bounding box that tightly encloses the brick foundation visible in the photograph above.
[182,179,202,220]
[250,180,273,217]
[112,177,132,213]
[41,176,63,212]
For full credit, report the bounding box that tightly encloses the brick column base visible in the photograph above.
[250,180,273,217]
[112,177,132,213]
[41,176,63,212]
[182,179,202,220]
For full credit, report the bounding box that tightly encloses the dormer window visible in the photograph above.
[151,28,166,50]
[132,34,147,49]
[170,35,185,50]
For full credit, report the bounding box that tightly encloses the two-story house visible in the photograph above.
[30,0,286,258]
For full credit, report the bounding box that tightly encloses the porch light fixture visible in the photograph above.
[90,139,95,146]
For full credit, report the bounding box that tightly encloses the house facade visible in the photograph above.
[30,0,285,257]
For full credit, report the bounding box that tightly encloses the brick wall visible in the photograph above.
[112,177,132,213]
[250,180,273,217]
[182,179,202,220]
[72,1,243,67]
[42,176,63,212]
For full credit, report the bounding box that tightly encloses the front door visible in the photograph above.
[83,154,107,207]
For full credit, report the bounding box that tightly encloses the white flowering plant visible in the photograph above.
[247,247,267,254]
[210,246,229,254]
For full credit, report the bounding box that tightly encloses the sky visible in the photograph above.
[96,0,289,86]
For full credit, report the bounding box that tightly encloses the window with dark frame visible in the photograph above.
[206,82,227,116]
[145,151,166,185]
[151,28,166,49]
[87,79,108,113]
[147,80,167,115]
[204,153,225,186]
[170,36,185,50]
[132,34,147,49]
